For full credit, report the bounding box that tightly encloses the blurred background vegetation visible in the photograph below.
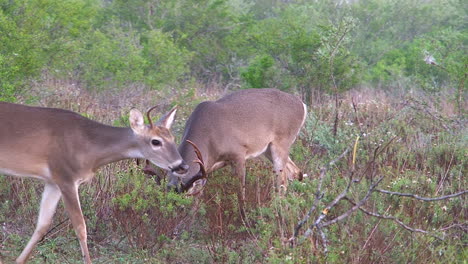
[0,0,466,263]
[1,0,466,104]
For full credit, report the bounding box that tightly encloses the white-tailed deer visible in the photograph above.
[167,88,307,200]
[0,102,188,264]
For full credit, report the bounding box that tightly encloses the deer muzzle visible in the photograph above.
[170,162,189,175]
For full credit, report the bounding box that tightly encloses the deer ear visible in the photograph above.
[129,109,145,133]
[157,106,177,129]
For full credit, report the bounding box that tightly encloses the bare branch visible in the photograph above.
[300,174,358,242]
[440,223,468,232]
[321,176,384,228]
[291,198,320,244]
[358,206,391,258]
[357,136,397,182]
[326,147,351,169]
[406,97,453,133]
[317,227,329,254]
[312,177,353,228]
[291,147,350,242]
[292,138,391,248]
[39,219,69,243]
[351,203,444,240]
[375,189,468,201]
[436,151,455,195]
[366,208,444,240]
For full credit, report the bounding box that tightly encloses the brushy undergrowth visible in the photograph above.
[0,83,466,264]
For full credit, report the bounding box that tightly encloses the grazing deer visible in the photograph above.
[167,88,307,201]
[0,102,188,264]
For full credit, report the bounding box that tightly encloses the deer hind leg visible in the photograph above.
[59,182,91,264]
[16,183,62,264]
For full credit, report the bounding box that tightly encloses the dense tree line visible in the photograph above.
[0,0,466,103]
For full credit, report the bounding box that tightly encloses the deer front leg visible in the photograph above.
[59,182,91,264]
[16,183,62,264]
[274,162,288,196]
[232,158,246,217]
[267,143,290,195]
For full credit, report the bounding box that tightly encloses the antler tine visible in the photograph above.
[186,139,206,178]
[146,105,159,128]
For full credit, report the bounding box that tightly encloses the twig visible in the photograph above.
[375,189,468,201]
[358,205,391,262]
[289,147,350,242]
[358,136,397,182]
[436,151,455,195]
[326,147,351,170]
[352,135,360,170]
[321,176,384,228]
[311,176,353,229]
[440,223,468,232]
[301,173,360,242]
[291,198,321,246]
[298,176,383,251]
[407,97,452,133]
[381,228,401,257]
[330,20,352,137]
[291,147,350,243]
[39,219,69,243]
[317,227,329,254]
[353,205,444,240]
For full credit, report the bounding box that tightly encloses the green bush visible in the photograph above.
[77,27,147,89]
[110,168,194,249]
[241,54,275,88]
[142,30,192,89]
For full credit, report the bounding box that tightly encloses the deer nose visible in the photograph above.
[171,162,189,174]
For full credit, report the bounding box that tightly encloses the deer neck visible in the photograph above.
[87,124,142,171]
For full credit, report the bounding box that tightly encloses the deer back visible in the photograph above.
[170,88,306,189]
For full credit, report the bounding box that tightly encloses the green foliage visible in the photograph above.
[353,0,466,92]
[142,30,192,89]
[302,110,357,155]
[0,4,42,97]
[1,0,464,96]
[367,28,467,93]
[112,171,192,217]
[78,28,146,89]
[0,0,98,94]
[71,26,191,90]
[237,5,362,98]
[241,55,274,88]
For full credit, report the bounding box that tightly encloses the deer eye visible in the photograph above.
[151,139,162,146]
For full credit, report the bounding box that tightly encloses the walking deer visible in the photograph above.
[167,88,307,201]
[0,102,188,264]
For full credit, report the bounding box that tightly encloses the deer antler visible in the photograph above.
[146,105,159,128]
[184,139,208,195]
[186,139,206,178]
